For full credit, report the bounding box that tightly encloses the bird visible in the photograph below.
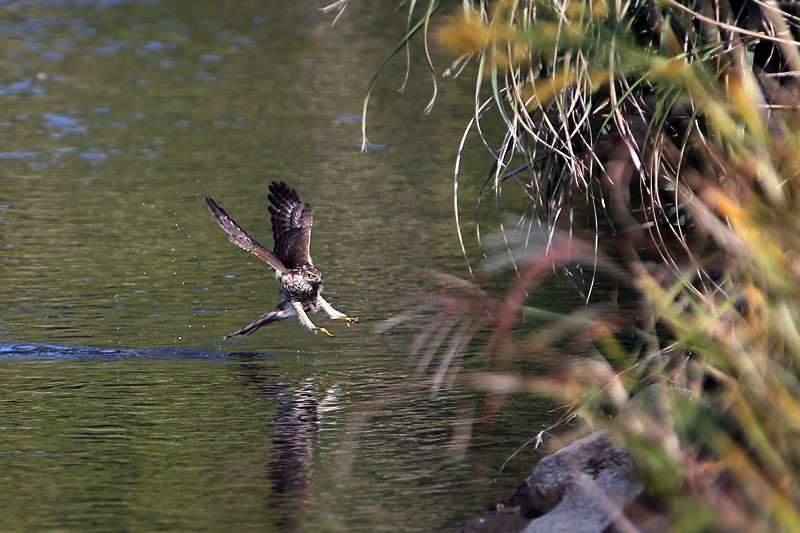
[202,181,358,338]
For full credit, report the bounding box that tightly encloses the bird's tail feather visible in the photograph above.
[224,301,293,339]
[224,308,285,338]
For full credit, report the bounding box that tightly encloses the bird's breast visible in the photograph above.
[281,274,316,299]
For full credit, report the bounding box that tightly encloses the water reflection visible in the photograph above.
[0,339,554,531]
[0,0,558,531]
[0,343,290,360]
[239,368,332,531]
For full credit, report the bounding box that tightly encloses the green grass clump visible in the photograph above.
[348,0,800,528]
[439,1,800,528]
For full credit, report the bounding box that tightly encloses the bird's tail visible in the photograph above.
[224,302,292,339]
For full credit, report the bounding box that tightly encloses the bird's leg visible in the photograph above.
[292,301,335,337]
[316,295,359,327]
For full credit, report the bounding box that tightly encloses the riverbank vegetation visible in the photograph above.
[335,0,800,529]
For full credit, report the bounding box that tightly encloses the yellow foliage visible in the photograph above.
[522,70,572,108]
[436,13,493,56]
[729,74,768,143]
[650,56,690,81]
[521,68,609,109]
[564,0,608,20]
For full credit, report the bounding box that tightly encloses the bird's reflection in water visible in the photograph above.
[269,378,319,495]
[235,363,341,531]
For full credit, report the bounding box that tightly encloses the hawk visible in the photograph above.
[203,181,358,338]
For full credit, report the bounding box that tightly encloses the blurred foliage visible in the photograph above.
[353,0,800,528]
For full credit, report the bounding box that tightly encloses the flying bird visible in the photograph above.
[203,181,358,338]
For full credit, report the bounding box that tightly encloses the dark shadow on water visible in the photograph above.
[0,342,303,361]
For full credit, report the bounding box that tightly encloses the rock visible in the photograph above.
[456,432,642,533]
[454,513,532,533]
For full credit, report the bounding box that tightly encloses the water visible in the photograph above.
[0,1,558,531]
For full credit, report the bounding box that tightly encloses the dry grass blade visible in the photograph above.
[350,0,800,528]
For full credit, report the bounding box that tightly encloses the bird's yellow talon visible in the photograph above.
[333,316,360,328]
[318,327,335,338]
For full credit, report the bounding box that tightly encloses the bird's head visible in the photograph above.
[283,264,322,292]
[302,265,322,286]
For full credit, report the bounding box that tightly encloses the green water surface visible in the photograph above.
[0,2,557,531]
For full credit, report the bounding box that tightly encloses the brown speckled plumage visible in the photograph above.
[203,182,358,338]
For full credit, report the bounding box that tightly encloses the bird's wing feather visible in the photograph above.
[268,181,313,268]
[203,193,286,273]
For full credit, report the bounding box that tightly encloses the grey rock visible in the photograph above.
[454,513,532,533]
[456,432,642,533]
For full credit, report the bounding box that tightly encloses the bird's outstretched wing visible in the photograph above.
[268,181,313,268]
[203,193,286,273]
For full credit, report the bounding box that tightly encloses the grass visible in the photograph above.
[330,0,800,529]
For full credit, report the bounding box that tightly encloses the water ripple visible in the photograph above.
[0,343,290,360]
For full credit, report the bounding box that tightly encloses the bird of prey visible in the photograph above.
[203,181,358,338]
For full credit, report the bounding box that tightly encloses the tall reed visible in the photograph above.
[338,0,800,527]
